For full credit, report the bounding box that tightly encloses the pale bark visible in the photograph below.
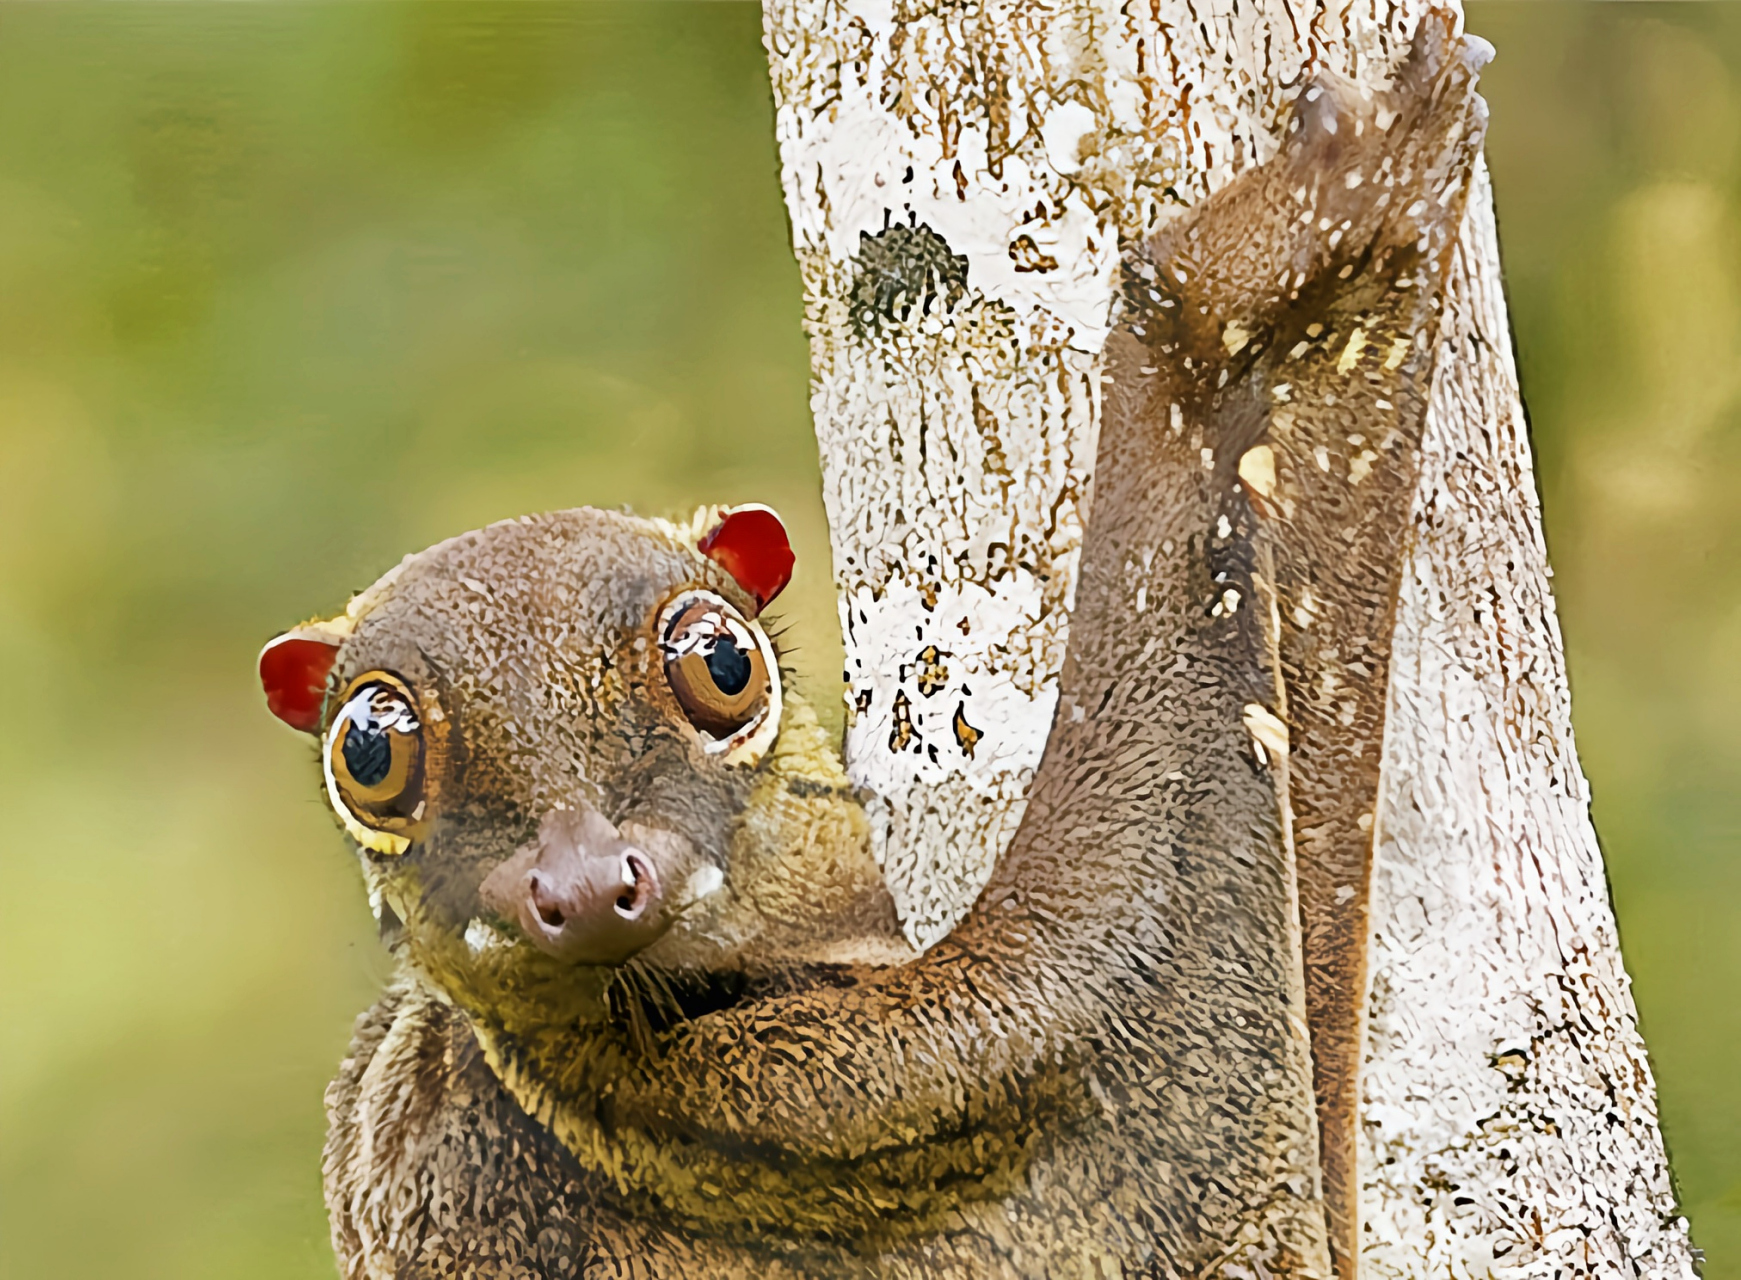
[762,0,1696,1276]
[1360,171,1693,1279]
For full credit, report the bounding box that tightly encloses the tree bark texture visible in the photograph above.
[761,1,1699,1276]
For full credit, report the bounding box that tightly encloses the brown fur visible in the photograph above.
[1109,15,1489,1269]
[306,22,1487,1278]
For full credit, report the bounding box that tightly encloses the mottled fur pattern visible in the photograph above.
[311,18,1487,1279]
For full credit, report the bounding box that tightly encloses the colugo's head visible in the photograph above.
[256,504,865,1028]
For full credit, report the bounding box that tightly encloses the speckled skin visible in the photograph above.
[308,24,1485,1279]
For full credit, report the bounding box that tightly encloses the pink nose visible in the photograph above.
[528,849,655,929]
[479,805,680,965]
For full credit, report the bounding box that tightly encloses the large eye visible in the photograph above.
[658,592,780,756]
[324,673,426,855]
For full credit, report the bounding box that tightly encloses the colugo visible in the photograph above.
[262,19,1487,1278]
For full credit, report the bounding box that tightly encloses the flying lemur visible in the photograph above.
[261,18,1485,1279]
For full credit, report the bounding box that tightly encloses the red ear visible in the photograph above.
[259,629,341,733]
[697,504,795,614]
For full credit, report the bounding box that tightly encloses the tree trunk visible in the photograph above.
[761,1,1699,1276]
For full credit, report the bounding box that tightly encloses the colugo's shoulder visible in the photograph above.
[322,977,501,1213]
[321,976,810,1278]
[323,975,602,1279]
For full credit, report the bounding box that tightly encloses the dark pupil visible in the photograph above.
[705,637,752,696]
[343,722,393,788]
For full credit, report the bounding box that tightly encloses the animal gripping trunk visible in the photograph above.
[1102,24,1487,1270]
[765,0,1698,1276]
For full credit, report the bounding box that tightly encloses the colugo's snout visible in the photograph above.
[480,805,697,965]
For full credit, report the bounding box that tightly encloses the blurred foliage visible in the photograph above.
[0,3,1734,1276]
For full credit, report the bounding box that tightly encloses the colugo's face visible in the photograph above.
[260,506,795,1026]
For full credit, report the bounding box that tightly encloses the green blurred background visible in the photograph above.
[0,3,1735,1275]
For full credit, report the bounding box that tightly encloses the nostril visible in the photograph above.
[616,852,655,920]
[528,871,568,930]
